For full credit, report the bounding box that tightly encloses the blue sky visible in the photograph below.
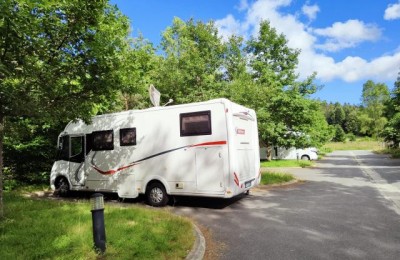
[111,0,400,105]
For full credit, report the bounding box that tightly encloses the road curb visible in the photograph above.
[266,179,299,187]
[185,223,206,260]
[254,179,300,191]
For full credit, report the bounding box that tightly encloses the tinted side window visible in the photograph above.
[120,128,136,146]
[92,130,114,151]
[70,136,84,163]
[85,133,93,155]
[56,135,70,161]
[180,111,211,136]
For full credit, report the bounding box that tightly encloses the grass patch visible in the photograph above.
[260,171,295,185]
[317,147,333,157]
[322,140,384,151]
[261,160,313,168]
[376,148,400,158]
[0,192,194,259]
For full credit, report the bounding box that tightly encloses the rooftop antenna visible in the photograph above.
[163,99,174,106]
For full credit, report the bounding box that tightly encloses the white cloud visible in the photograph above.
[214,0,400,83]
[302,3,320,21]
[214,14,243,42]
[384,1,400,20]
[314,20,382,52]
[316,52,400,82]
[243,0,315,51]
[236,0,249,11]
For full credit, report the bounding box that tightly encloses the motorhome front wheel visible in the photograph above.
[55,177,70,197]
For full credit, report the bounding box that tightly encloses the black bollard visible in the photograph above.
[90,193,106,254]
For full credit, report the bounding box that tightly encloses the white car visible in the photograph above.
[260,146,318,160]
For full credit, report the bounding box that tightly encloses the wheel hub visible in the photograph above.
[150,187,163,203]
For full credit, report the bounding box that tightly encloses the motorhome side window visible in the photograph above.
[120,128,136,146]
[180,111,211,136]
[92,130,114,151]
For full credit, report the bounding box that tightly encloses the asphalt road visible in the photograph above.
[172,151,400,260]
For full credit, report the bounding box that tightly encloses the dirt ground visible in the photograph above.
[197,223,225,260]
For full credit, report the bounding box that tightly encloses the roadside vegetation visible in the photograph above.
[260,171,295,185]
[322,139,384,151]
[375,148,400,158]
[0,191,194,259]
[319,139,400,158]
[321,77,400,158]
[261,160,313,168]
[316,147,332,158]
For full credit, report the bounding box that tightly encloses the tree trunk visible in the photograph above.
[266,145,273,161]
[0,115,4,219]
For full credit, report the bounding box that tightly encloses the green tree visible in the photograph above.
[0,0,131,218]
[243,21,330,157]
[332,103,345,126]
[223,36,247,82]
[333,124,346,142]
[321,101,362,136]
[343,104,361,135]
[245,21,299,90]
[119,35,158,110]
[153,19,330,159]
[359,80,390,137]
[383,71,400,146]
[154,18,226,104]
[392,71,400,109]
[222,35,258,108]
[3,117,62,186]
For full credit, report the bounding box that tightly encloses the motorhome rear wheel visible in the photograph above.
[146,182,169,207]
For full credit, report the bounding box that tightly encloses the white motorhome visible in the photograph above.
[260,146,318,160]
[50,98,260,206]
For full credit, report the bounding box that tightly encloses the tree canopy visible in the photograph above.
[382,72,400,147]
[238,21,330,150]
[360,80,390,137]
[154,17,226,104]
[152,19,331,153]
[1,3,337,217]
[0,0,132,218]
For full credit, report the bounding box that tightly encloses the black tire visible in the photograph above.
[55,177,70,197]
[146,182,169,207]
[301,155,310,161]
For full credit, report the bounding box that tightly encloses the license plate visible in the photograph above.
[245,180,252,188]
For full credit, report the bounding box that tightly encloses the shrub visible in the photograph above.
[346,133,356,141]
[333,125,346,142]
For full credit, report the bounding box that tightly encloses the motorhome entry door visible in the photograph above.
[69,135,85,186]
[195,147,224,192]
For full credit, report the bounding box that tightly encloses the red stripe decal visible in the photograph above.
[190,141,227,147]
[91,141,227,176]
[234,172,240,186]
[92,165,117,175]
[92,163,137,175]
